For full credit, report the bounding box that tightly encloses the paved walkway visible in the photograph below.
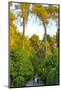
[25,78,44,86]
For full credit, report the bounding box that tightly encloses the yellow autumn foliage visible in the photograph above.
[10,13,16,47]
[32,5,49,23]
[10,25,16,47]
[19,3,29,20]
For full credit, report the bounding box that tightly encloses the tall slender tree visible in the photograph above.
[32,4,59,58]
[19,3,30,49]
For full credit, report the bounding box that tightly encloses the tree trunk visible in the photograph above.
[23,17,25,50]
[23,17,25,37]
[43,22,47,59]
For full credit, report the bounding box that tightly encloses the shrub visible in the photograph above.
[46,67,59,85]
[14,76,25,87]
[49,47,58,67]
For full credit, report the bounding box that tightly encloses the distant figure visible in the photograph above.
[35,77,38,85]
[33,77,35,85]
[37,79,39,84]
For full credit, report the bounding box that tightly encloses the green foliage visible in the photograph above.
[14,76,25,87]
[49,47,58,67]
[56,31,59,47]
[49,37,56,48]
[30,34,40,42]
[30,34,40,53]
[38,57,50,82]
[46,67,59,85]
[10,46,34,87]
[37,46,58,83]
[10,33,59,86]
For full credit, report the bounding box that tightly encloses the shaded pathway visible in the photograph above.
[25,75,44,86]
